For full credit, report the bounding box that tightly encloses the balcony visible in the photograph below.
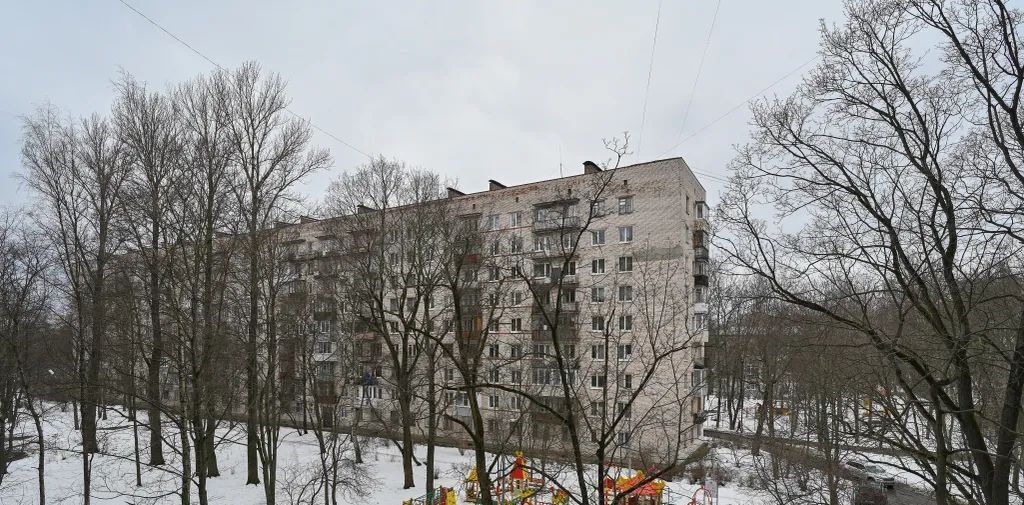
[533,216,581,232]
[314,381,338,404]
[531,326,578,342]
[451,405,472,418]
[694,246,709,261]
[532,301,578,315]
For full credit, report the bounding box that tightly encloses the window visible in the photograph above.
[510,235,523,253]
[489,394,500,408]
[389,298,400,312]
[488,344,500,358]
[388,321,400,333]
[488,319,499,332]
[591,316,605,331]
[618,196,634,214]
[618,256,633,272]
[591,199,606,216]
[489,368,500,383]
[591,259,606,274]
[618,226,634,243]
[489,266,501,281]
[590,401,605,417]
[693,313,707,330]
[591,287,606,303]
[563,344,577,359]
[532,343,549,356]
[316,361,336,380]
[618,285,633,302]
[591,344,606,360]
[444,368,455,382]
[317,341,333,354]
[695,286,707,303]
[509,211,522,227]
[617,344,632,360]
[532,368,553,385]
[566,261,577,276]
[490,241,501,255]
[486,214,500,230]
[389,252,399,265]
[619,315,633,331]
[616,431,631,446]
[511,318,523,332]
[511,370,522,384]
[591,229,606,245]
[534,262,552,278]
[510,345,523,358]
[534,236,551,252]
[510,396,524,410]
[590,374,607,389]
[617,402,632,419]
[621,374,634,389]
[511,291,524,305]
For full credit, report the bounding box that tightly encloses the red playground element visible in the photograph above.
[602,471,667,505]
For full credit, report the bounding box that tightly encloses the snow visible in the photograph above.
[0,405,768,505]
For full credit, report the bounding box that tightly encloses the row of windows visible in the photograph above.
[482,197,635,232]
[589,226,633,245]
[474,368,634,389]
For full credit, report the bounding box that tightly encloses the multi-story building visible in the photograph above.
[275,157,709,466]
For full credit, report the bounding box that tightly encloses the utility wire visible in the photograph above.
[675,0,722,140]
[635,0,663,159]
[658,55,817,159]
[117,0,373,160]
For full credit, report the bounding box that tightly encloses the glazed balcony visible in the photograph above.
[533,216,581,232]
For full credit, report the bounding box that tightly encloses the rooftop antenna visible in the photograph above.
[559,145,564,177]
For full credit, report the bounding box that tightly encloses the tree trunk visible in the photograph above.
[147,235,165,464]
[246,251,260,485]
[426,348,437,501]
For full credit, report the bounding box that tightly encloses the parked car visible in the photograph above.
[853,484,888,505]
[847,460,896,489]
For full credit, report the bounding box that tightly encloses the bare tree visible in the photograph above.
[225,61,330,487]
[0,211,51,505]
[112,72,184,467]
[718,2,1024,503]
[22,106,130,505]
[324,157,448,489]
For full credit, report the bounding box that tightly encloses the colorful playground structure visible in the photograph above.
[405,451,713,505]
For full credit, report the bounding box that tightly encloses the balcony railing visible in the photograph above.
[533,216,581,232]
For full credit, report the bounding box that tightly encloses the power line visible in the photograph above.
[675,0,722,140]
[634,0,663,159]
[658,55,817,159]
[116,0,373,160]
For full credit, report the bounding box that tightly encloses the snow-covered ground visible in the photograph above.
[0,405,768,505]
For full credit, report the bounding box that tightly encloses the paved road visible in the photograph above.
[704,429,934,505]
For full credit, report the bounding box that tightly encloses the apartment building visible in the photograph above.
[274,157,709,465]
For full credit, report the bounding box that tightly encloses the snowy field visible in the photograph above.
[0,405,767,505]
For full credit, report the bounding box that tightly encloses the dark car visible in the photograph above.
[853,484,888,505]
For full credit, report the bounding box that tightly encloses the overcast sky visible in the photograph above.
[1,1,844,210]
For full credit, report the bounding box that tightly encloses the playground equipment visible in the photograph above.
[685,484,713,505]
[462,452,563,505]
[404,487,458,505]
[602,471,667,505]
